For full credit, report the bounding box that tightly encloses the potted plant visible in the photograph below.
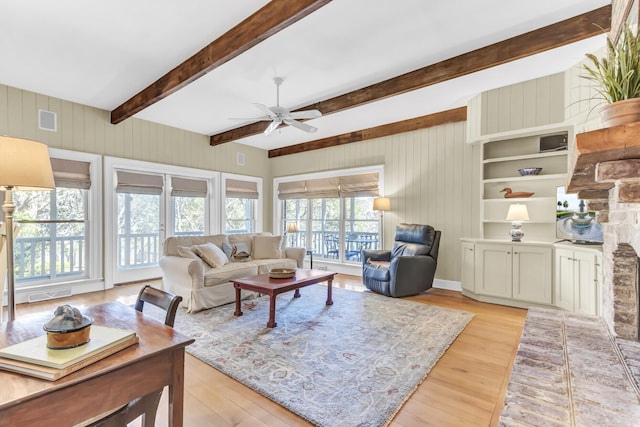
[583,24,640,127]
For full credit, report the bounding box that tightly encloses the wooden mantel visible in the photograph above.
[568,121,640,196]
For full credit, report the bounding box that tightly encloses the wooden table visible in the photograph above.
[0,302,194,427]
[232,268,337,328]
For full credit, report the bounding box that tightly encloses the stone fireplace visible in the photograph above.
[569,122,640,341]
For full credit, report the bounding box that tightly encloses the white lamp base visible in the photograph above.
[510,221,524,242]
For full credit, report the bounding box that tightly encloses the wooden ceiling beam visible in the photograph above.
[211,5,611,147]
[267,107,467,158]
[110,0,333,125]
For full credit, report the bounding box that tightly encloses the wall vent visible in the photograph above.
[38,109,57,132]
[27,287,72,303]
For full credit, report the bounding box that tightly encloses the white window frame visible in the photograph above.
[104,157,219,287]
[220,173,263,233]
[12,148,102,304]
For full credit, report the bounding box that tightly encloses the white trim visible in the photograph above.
[104,156,220,287]
[433,279,462,292]
[220,173,263,233]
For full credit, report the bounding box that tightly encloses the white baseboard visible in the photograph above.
[9,279,106,305]
[433,279,462,292]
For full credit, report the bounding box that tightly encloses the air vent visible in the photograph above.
[27,287,72,303]
[38,109,57,132]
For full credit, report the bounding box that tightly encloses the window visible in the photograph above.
[115,171,163,270]
[5,153,101,289]
[277,167,383,264]
[171,177,207,237]
[13,187,87,283]
[223,175,261,234]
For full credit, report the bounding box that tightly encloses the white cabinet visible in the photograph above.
[475,242,553,304]
[554,244,602,315]
[461,240,475,293]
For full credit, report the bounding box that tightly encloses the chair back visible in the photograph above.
[135,285,182,327]
[391,224,440,260]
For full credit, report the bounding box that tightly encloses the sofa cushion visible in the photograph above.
[177,246,200,259]
[251,258,297,274]
[203,262,258,287]
[253,235,284,259]
[193,243,228,268]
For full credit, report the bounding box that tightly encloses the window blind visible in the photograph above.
[115,171,163,195]
[226,179,258,199]
[50,158,91,189]
[170,177,207,197]
[277,172,379,200]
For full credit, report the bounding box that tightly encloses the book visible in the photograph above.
[0,334,139,381]
[0,325,137,369]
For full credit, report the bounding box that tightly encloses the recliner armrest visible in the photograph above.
[362,249,391,262]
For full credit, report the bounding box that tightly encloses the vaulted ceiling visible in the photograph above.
[0,1,611,156]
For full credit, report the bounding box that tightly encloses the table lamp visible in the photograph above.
[506,204,529,242]
[373,197,391,248]
[0,136,55,321]
[286,221,299,247]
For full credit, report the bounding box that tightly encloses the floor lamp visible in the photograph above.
[373,197,391,248]
[0,136,55,321]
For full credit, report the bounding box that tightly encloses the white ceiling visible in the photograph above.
[0,0,610,151]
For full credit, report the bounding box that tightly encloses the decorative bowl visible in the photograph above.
[269,268,296,279]
[43,304,94,349]
[517,167,542,176]
[44,324,92,349]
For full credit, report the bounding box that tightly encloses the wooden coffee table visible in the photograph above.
[232,268,336,328]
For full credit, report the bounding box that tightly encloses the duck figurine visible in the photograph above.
[501,188,534,198]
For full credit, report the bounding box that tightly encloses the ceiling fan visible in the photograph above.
[235,77,322,135]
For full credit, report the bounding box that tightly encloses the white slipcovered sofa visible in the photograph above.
[159,232,305,312]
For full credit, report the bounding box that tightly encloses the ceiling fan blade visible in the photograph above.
[289,109,322,120]
[253,103,278,119]
[264,119,282,135]
[284,118,317,133]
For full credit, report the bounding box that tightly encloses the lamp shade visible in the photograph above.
[506,204,529,221]
[373,197,391,212]
[0,137,55,190]
[286,222,299,233]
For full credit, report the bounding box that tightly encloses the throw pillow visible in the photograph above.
[177,246,199,259]
[192,243,228,268]
[222,242,251,261]
[253,235,284,259]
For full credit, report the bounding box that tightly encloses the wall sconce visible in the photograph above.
[506,204,529,242]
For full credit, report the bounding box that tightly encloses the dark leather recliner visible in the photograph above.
[361,223,440,297]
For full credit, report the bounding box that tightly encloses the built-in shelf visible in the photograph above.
[483,173,567,184]
[480,126,573,241]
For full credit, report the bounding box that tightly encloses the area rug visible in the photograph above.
[158,286,473,427]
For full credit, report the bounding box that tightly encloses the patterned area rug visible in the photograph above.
[161,286,473,427]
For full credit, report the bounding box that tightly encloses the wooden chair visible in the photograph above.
[88,285,182,427]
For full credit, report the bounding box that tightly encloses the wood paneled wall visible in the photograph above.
[270,122,481,282]
[0,84,271,229]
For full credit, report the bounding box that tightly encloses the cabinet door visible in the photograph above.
[513,245,552,304]
[554,248,575,311]
[475,243,512,298]
[461,242,475,292]
[574,251,597,315]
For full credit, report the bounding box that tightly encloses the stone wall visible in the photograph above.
[598,161,640,340]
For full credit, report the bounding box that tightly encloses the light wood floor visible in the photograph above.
[9,276,527,427]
